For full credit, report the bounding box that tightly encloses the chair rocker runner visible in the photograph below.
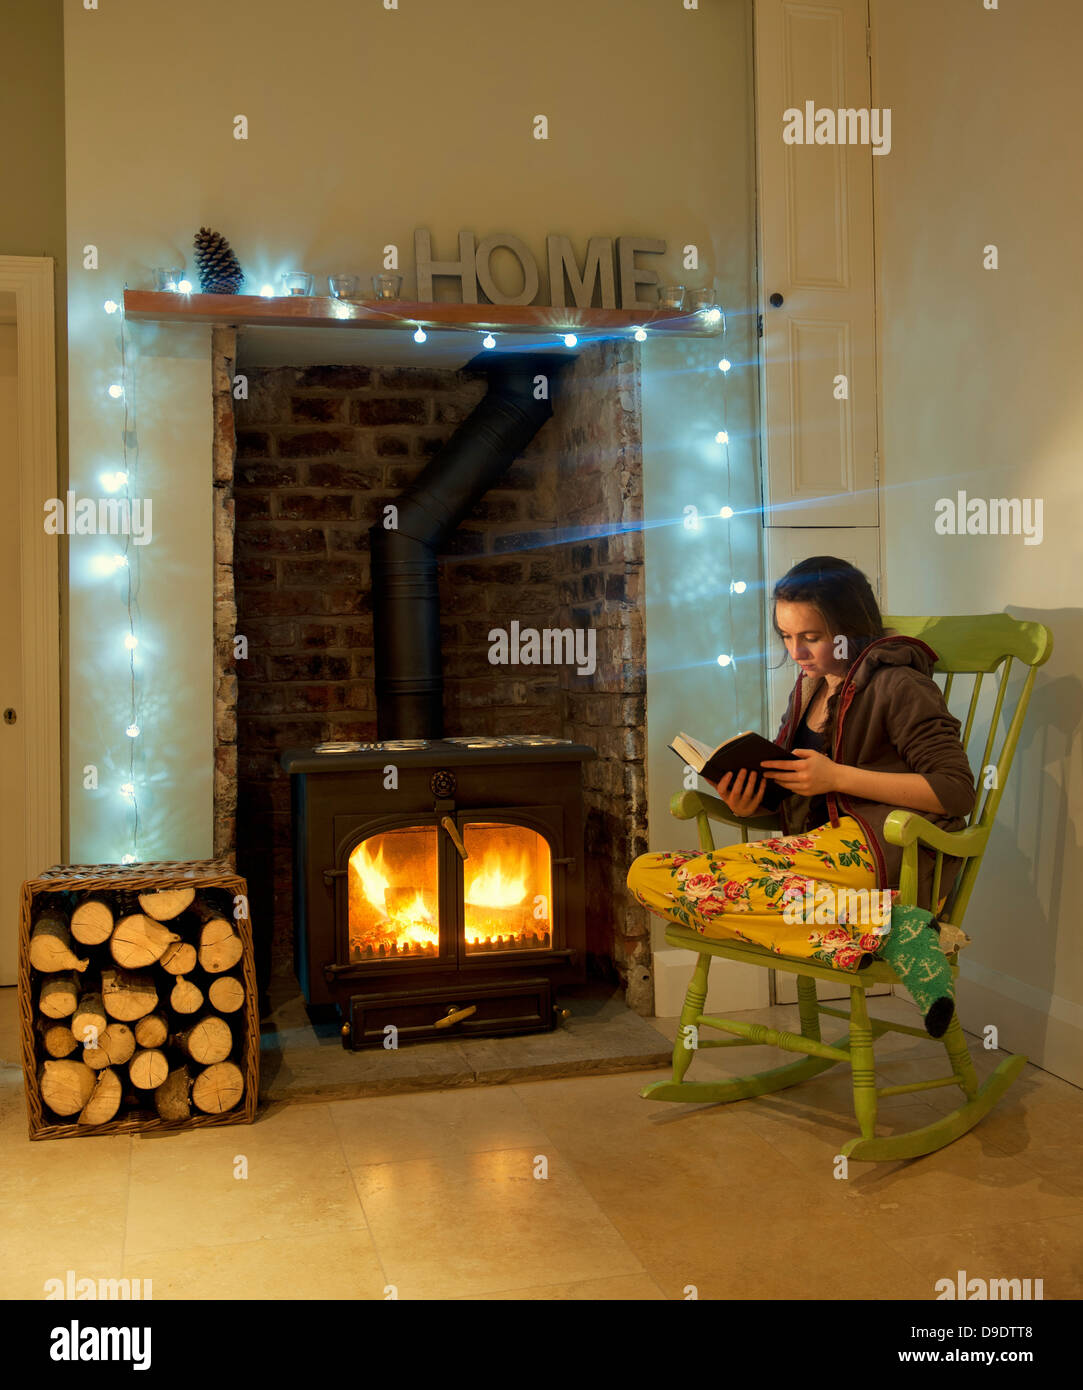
[641,613,1053,1162]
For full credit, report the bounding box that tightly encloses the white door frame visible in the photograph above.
[0,255,61,893]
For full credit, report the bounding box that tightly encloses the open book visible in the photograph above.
[669,730,799,812]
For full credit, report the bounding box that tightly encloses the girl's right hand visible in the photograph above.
[713,768,767,817]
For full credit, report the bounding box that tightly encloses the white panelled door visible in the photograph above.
[755,0,879,527]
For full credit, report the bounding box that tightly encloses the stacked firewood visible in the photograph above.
[29,886,248,1125]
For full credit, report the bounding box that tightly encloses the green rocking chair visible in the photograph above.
[642,613,1054,1161]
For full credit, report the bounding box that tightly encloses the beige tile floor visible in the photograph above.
[2,986,1081,1301]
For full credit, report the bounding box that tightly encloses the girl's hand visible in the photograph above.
[759,748,840,797]
[713,768,767,816]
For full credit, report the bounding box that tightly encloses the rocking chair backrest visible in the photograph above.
[880,614,1054,928]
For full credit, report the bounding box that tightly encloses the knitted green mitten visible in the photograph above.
[876,903,955,1038]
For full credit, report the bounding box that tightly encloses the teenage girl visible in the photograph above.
[626,557,976,974]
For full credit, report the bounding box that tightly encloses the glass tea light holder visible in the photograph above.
[282,271,315,297]
[329,274,360,299]
[688,288,726,330]
[657,284,686,310]
[372,272,403,301]
[154,267,185,292]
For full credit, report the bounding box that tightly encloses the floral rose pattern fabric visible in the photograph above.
[627,817,897,971]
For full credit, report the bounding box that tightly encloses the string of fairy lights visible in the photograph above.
[96,282,737,861]
[102,291,141,864]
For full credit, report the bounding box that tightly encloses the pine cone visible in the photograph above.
[193,226,245,294]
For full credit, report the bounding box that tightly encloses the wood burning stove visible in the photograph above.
[282,736,593,1047]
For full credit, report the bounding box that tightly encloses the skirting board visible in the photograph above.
[652,948,770,1017]
[956,960,1083,1089]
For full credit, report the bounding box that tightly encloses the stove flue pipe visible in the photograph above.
[369,352,570,738]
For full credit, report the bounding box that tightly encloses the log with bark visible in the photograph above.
[129,1047,169,1090]
[101,968,157,1021]
[137,887,195,922]
[109,912,181,969]
[36,1019,78,1059]
[174,1014,233,1065]
[154,1065,192,1121]
[79,1066,122,1124]
[39,1058,96,1115]
[82,1022,136,1070]
[133,1011,169,1048]
[69,893,115,946]
[207,974,245,1013]
[191,1060,244,1114]
[29,911,89,973]
[71,993,108,1050]
[169,975,203,1015]
[38,973,80,1019]
[159,940,197,975]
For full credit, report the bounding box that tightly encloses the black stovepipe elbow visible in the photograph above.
[369,353,570,739]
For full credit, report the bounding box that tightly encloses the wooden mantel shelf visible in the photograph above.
[122,290,724,338]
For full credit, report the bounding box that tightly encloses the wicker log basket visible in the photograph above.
[18,860,259,1140]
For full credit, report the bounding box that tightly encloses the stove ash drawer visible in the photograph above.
[343,976,555,1050]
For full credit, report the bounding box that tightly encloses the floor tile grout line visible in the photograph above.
[328,1098,398,1296]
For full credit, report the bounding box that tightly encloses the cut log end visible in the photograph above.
[38,973,80,1019]
[191,1061,244,1114]
[129,1047,169,1090]
[197,917,244,974]
[81,1022,136,1070]
[70,895,115,945]
[138,887,196,921]
[133,1011,169,1048]
[159,940,197,976]
[207,975,245,1013]
[101,968,158,1022]
[30,916,89,973]
[110,913,182,969]
[169,975,204,1016]
[176,1014,233,1065]
[39,1059,96,1116]
[79,1066,122,1124]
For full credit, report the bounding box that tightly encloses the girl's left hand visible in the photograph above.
[759,748,840,797]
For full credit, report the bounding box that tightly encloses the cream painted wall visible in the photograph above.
[872,0,1083,1082]
[62,0,758,862]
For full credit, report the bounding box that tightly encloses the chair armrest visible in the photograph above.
[669,789,780,834]
[882,809,988,859]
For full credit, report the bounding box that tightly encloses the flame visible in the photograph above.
[465,855,528,908]
[353,841,392,918]
[351,840,439,948]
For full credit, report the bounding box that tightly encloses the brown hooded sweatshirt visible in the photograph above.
[772,635,976,913]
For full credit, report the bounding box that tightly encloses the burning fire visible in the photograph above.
[351,840,439,948]
[464,857,528,908]
[349,828,550,957]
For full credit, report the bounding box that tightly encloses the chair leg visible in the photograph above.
[796,975,821,1042]
[672,952,711,1084]
[940,1011,980,1100]
[848,985,878,1141]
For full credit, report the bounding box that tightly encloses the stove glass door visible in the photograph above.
[347,825,440,962]
[461,821,553,955]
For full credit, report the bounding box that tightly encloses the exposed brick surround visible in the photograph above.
[218,340,651,1012]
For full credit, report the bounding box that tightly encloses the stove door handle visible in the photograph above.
[440,816,469,860]
[434,1004,477,1029]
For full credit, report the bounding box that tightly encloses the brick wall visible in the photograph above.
[229,344,648,1009]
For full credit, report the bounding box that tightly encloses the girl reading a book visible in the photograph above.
[626,556,976,1035]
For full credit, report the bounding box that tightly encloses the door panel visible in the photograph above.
[756,0,878,526]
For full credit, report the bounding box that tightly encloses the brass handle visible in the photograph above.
[434,1004,476,1029]
[440,816,469,861]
